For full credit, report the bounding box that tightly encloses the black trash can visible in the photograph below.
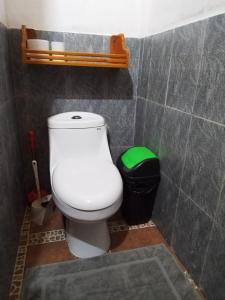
[117,146,160,225]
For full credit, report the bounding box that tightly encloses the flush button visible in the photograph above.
[71,115,82,120]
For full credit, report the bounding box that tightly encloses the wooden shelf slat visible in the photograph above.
[24,59,128,68]
[25,49,127,58]
[21,25,129,68]
[25,54,128,64]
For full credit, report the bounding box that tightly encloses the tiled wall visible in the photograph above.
[9,29,141,192]
[0,23,25,299]
[136,13,225,299]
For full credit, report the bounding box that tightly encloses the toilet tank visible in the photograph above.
[48,112,112,173]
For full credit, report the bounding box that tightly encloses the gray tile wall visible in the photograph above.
[9,30,141,192]
[0,23,25,299]
[136,13,225,300]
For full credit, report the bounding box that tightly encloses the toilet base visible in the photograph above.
[66,219,110,258]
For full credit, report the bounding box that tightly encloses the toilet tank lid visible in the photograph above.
[48,112,105,129]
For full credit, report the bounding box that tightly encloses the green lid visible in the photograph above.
[121,146,157,169]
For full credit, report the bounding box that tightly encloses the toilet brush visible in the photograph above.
[27,130,48,204]
[27,130,52,225]
[31,159,52,225]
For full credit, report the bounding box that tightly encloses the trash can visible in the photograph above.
[117,146,160,225]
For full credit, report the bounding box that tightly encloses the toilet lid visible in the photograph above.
[52,159,123,211]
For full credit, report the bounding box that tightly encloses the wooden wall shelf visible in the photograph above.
[21,25,129,68]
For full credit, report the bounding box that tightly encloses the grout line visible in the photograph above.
[140,98,148,144]
[134,39,143,144]
[179,186,214,221]
[133,96,138,144]
[199,172,225,285]
[190,19,208,114]
[170,113,193,245]
[157,31,176,159]
[164,29,175,106]
[145,37,153,101]
[139,96,225,128]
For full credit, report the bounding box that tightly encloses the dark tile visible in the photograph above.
[214,177,225,230]
[152,174,179,244]
[166,20,206,113]
[138,37,152,98]
[143,100,164,155]
[8,29,31,98]
[195,53,225,88]
[172,20,206,59]
[203,14,225,54]
[104,68,135,99]
[65,67,133,100]
[181,117,225,217]
[159,108,191,185]
[134,97,146,145]
[172,191,213,283]
[65,32,105,52]
[0,70,25,300]
[0,24,11,106]
[147,30,174,104]
[127,57,140,98]
[37,30,64,43]
[196,15,225,89]
[25,65,66,98]
[126,38,141,60]
[194,84,225,125]
[199,223,225,300]
[65,67,107,99]
[194,17,225,125]
[88,99,136,147]
[102,35,110,52]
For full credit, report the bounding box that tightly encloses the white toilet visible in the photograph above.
[48,112,123,258]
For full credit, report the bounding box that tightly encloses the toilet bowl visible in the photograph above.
[48,112,123,258]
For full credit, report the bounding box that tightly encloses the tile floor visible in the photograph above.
[9,206,204,300]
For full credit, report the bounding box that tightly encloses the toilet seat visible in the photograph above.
[52,159,123,211]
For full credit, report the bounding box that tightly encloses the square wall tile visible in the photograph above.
[134,97,146,145]
[181,117,225,217]
[142,100,164,155]
[196,14,225,89]
[65,67,109,99]
[138,37,152,98]
[194,83,225,125]
[65,67,134,100]
[65,33,105,52]
[199,223,225,300]
[25,65,66,99]
[214,177,225,230]
[166,21,207,113]
[152,174,179,244]
[193,14,225,124]
[37,30,65,43]
[126,38,141,61]
[159,107,191,186]
[147,30,174,104]
[172,191,212,283]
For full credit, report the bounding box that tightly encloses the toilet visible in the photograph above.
[48,112,123,258]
